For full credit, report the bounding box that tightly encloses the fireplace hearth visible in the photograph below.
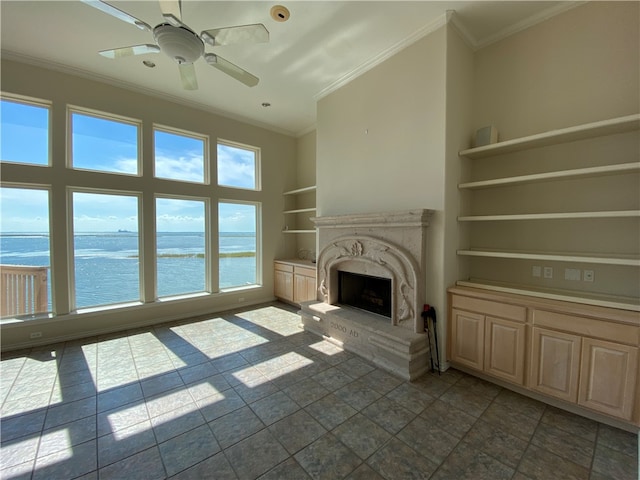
[299,209,433,380]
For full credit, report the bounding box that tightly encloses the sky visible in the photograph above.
[0,99,257,233]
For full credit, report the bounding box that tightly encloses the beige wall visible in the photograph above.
[316,26,449,359]
[443,23,475,368]
[1,60,296,349]
[472,1,639,138]
[466,1,639,298]
[314,2,638,369]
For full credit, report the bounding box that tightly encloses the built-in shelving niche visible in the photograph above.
[457,114,640,311]
[283,185,316,234]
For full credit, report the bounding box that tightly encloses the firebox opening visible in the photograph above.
[338,271,391,318]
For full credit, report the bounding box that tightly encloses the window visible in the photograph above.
[156,197,207,297]
[2,93,265,321]
[0,187,51,317]
[71,191,140,309]
[219,202,258,288]
[0,97,50,166]
[154,127,207,183]
[217,141,259,190]
[70,109,139,175]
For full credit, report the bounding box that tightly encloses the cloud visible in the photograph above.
[217,145,255,189]
[155,153,204,183]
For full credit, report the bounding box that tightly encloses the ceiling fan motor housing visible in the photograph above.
[153,24,204,64]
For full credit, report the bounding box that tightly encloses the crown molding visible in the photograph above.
[314,12,448,102]
[472,1,586,51]
[1,51,297,138]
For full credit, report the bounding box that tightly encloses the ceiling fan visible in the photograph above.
[81,0,269,90]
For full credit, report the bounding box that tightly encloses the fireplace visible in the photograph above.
[339,271,391,318]
[299,209,433,380]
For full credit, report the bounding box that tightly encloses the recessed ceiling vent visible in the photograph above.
[270,5,290,22]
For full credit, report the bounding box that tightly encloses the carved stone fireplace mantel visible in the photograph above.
[300,209,433,380]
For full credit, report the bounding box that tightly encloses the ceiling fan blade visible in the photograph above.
[179,63,198,90]
[200,24,269,47]
[204,54,259,87]
[80,0,151,31]
[99,44,161,59]
[159,0,183,27]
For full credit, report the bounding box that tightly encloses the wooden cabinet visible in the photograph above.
[450,292,526,384]
[294,266,317,304]
[274,263,293,302]
[450,309,484,370]
[274,260,316,306]
[448,286,640,427]
[578,338,638,420]
[485,316,525,385]
[529,326,581,402]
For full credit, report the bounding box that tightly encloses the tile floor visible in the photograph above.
[1,302,638,480]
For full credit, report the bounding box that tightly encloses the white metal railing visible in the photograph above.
[0,265,48,317]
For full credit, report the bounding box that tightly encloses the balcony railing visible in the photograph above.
[1,265,48,317]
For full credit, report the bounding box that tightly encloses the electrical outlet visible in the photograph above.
[30,332,42,339]
[564,268,581,281]
[543,267,553,279]
[532,266,541,277]
[584,270,594,282]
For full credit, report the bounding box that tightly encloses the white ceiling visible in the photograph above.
[1,1,576,137]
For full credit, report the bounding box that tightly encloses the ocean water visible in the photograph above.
[0,232,256,311]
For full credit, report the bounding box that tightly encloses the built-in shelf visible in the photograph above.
[456,114,640,310]
[458,210,640,222]
[284,207,317,215]
[456,279,640,312]
[459,162,640,190]
[457,249,640,266]
[283,185,316,235]
[283,185,316,195]
[459,114,640,159]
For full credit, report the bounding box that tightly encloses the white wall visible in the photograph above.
[1,60,296,349]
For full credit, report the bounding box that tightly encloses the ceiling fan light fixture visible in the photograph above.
[153,24,204,63]
[270,5,290,22]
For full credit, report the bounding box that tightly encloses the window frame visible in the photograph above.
[0,92,52,167]
[216,139,261,191]
[0,183,54,318]
[68,187,143,311]
[153,124,210,185]
[218,199,262,291]
[67,105,142,177]
[154,194,211,299]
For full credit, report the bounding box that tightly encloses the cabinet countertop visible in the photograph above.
[275,259,317,269]
[449,286,640,327]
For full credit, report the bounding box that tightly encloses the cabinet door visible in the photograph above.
[529,327,581,402]
[484,316,525,385]
[294,274,317,304]
[451,309,484,371]
[304,275,317,302]
[274,270,293,302]
[578,338,638,420]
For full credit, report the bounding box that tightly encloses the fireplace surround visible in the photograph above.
[299,209,433,380]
